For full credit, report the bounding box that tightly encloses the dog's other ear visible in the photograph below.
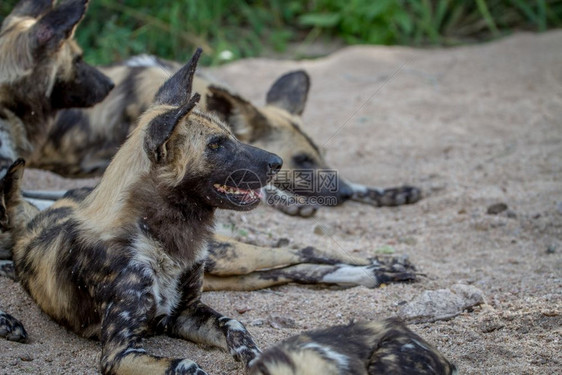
[145,94,200,163]
[154,48,202,106]
[266,70,310,115]
[9,0,53,19]
[0,159,25,230]
[206,86,267,143]
[29,0,88,56]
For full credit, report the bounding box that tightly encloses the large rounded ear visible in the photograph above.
[8,0,53,19]
[154,48,201,106]
[29,0,88,56]
[206,86,267,143]
[265,70,310,116]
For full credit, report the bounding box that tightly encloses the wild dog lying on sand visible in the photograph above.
[2,49,279,374]
[27,56,421,217]
[0,0,113,342]
[249,318,457,375]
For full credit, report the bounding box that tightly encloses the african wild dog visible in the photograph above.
[27,56,421,217]
[249,319,457,375]
[2,49,281,374]
[12,50,421,293]
[0,0,113,342]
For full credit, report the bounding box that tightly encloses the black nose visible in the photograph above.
[268,154,283,175]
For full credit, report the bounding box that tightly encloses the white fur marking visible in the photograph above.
[321,265,377,288]
[225,320,246,332]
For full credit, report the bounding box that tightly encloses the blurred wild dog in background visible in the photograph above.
[0,0,113,342]
[29,55,421,217]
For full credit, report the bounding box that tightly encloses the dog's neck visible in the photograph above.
[135,183,216,264]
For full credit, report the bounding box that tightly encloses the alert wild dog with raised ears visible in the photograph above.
[29,55,421,217]
[249,318,457,375]
[3,49,282,374]
[0,0,113,342]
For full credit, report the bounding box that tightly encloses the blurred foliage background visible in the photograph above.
[2,0,561,65]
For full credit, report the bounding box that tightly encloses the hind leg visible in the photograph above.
[206,234,370,277]
[204,255,417,291]
[0,310,27,342]
[348,182,421,207]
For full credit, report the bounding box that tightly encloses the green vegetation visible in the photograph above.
[2,0,561,65]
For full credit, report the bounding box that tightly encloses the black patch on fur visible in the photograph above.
[50,109,90,148]
[62,187,93,202]
[25,206,72,231]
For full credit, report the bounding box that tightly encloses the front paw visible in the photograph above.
[222,319,261,368]
[353,185,422,207]
[0,260,16,280]
[369,255,418,286]
[170,359,208,375]
[263,188,318,217]
[0,310,28,342]
[274,203,317,218]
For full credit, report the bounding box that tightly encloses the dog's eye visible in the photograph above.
[208,143,220,150]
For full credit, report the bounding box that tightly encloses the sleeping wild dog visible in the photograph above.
[0,0,113,342]
[2,49,281,374]
[27,55,421,217]
[249,318,457,375]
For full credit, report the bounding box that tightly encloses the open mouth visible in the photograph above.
[213,184,262,206]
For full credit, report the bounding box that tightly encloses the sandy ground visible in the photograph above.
[1,31,561,374]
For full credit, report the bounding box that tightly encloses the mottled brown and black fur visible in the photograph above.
[0,0,113,172]
[0,0,113,343]
[249,318,457,375]
[30,55,420,217]
[4,50,283,374]
[15,52,421,292]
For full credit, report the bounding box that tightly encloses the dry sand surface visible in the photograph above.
[1,31,561,374]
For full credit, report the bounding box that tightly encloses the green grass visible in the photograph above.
[2,0,561,66]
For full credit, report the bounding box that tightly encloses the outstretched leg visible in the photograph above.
[204,255,417,291]
[206,234,370,277]
[167,303,261,369]
[167,262,261,369]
